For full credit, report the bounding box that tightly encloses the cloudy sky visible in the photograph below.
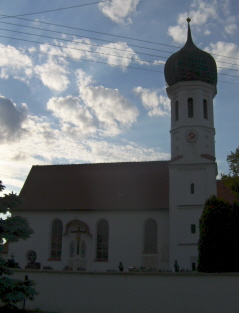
[0,0,238,194]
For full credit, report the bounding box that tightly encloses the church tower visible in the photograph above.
[164,19,218,271]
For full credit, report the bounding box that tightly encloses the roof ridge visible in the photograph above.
[33,160,170,167]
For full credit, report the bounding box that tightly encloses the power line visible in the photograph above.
[1,45,164,73]
[0,14,181,49]
[0,26,171,60]
[0,31,238,73]
[1,14,238,63]
[2,44,239,84]
[0,1,110,19]
[0,34,165,65]
[1,21,239,69]
[0,3,238,63]
[0,20,176,55]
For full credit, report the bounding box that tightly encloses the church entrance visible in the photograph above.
[64,220,92,271]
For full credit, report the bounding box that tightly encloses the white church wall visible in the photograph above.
[9,209,169,272]
[10,270,239,313]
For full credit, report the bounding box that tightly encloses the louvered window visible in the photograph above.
[188,97,194,118]
[203,99,208,119]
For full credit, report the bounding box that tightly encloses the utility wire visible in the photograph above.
[0,6,238,75]
[1,21,239,69]
[2,44,239,82]
[0,27,172,60]
[0,31,238,73]
[0,14,181,49]
[0,20,176,55]
[1,45,164,73]
[0,34,165,65]
[0,13,238,63]
[1,45,239,85]
[0,1,110,19]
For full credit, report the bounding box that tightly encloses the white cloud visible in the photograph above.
[0,44,32,69]
[188,0,217,25]
[205,41,239,72]
[0,44,33,80]
[47,96,97,138]
[96,42,149,67]
[224,16,237,35]
[39,39,95,62]
[225,23,237,35]
[39,39,147,70]
[0,115,169,193]
[153,60,165,66]
[34,57,69,92]
[76,69,139,136]
[134,87,170,117]
[44,70,139,139]
[168,24,187,45]
[0,96,28,143]
[0,69,9,79]
[98,0,141,24]
[168,0,218,44]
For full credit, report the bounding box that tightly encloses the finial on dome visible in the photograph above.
[185,16,193,46]
[186,9,191,23]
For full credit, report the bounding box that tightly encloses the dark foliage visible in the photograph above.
[198,196,239,272]
[0,180,37,308]
[221,146,239,198]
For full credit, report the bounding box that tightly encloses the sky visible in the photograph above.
[0,0,238,195]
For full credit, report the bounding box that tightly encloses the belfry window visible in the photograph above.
[188,98,194,118]
[143,219,158,254]
[96,219,109,261]
[203,99,208,119]
[191,224,196,234]
[190,183,195,194]
[175,100,179,121]
[50,219,63,260]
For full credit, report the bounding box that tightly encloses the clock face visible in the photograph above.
[185,130,198,143]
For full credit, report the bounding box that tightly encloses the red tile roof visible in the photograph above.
[217,180,238,204]
[16,161,169,211]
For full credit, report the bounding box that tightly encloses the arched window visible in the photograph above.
[175,100,179,121]
[76,238,80,255]
[96,219,109,261]
[191,183,195,194]
[188,97,194,118]
[50,219,63,260]
[81,241,86,258]
[69,240,74,258]
[203,99,208,119]
[143,219,158,254]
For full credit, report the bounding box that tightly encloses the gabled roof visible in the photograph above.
[216,180,238,204]
[17,161,170,211]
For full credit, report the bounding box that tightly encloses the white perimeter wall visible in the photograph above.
[10,270,239,313]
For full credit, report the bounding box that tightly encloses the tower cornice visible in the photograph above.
[166,81,217,98]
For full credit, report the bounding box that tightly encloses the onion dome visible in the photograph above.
[164,18,217,87]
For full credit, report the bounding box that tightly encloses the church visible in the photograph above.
[9,19,225,272]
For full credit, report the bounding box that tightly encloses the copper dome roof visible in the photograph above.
[164,19,217,87]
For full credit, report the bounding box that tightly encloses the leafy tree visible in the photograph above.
[221,147,239,197]
[0,180,37,309]
[198,196,239,272]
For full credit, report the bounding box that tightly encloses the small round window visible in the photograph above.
[26,250,37,262]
